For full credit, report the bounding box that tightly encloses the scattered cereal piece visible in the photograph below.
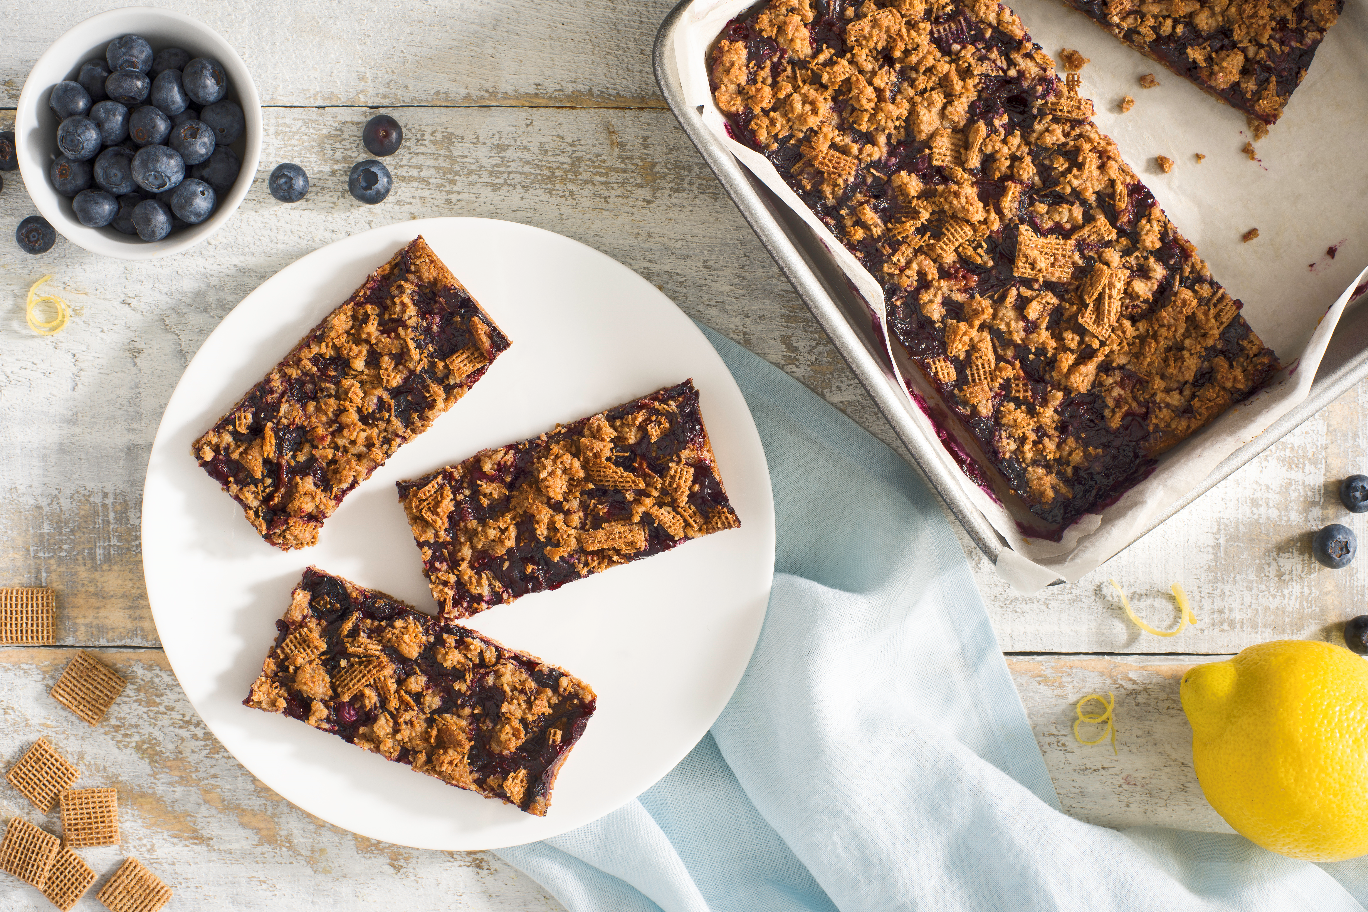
[6,738,78,814]
[25,276,70,337]
[1243,228,1260,243]
[50,651,126,726]
[0,587,56,645]
[59,787,119,848]
[0,817,59,888]
[41,845,95,911]
[1060,48,1089,71]
[96,858,172,912]
[1074,692,1117,754]
[1139,73,1159,88]
[1247,117,1270,141]
[1195,153,1206,163]
[1242,141,1258,161]
[1118,94,1135,113]
[1156,155,1174,173]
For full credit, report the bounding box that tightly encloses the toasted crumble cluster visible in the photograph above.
[398,380,740,620]
[711,0,1277,532]
[1058,0,1341,124]
[245,568,597,817]
[194,236,511,551]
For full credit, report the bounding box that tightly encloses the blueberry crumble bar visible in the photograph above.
[194,237,511,550]
[245,567,596,816]
[1054,0,1342,125]
[397,380,740,620]
[710,0,1277,535]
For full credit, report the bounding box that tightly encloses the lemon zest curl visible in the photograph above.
[1073,691,1116,755]
[1111,579,1196,637]
[25,275,69,336]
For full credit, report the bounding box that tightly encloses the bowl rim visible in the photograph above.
[15,6,262,260]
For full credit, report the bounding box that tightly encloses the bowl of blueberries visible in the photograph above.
[15,7,261,258]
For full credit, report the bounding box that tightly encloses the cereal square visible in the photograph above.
[6,737,79,813]
[59,787,119,848]
[51,651,126,726]
[0,587,56,645]
[0,817,59,888]
[96,858,172,912]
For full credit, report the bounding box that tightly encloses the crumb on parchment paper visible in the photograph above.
[1195,153,1205,163]
[1247,117,1269,141]
[1118,95,1135,113]
[1242,228,1260,243]
[1060,48,1089,71]
[1139,73,1159,88]
[1156,155,1173,173]
[1242,141,1258,160]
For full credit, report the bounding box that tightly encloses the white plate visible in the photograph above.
[141,218,775,850]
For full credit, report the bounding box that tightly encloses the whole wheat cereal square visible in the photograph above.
[96,857,172,912]
[41,845,95,911]
[6,738,79,814]
[50,651,126,726]
[0,817,59,888]
[0,587,56,645]
[59,787,119,848]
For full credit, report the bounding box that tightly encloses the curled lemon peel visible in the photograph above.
[1111,579,1196,637]
[1074,691,1116,755]
[25,275,69,336]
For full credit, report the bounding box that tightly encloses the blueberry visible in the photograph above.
[168,120,215,166]
[72,188,119,227]
[182,58,227,106]
[1342,476,1368,513]
[49,81,92,120]
[105,71,150,106]
[93,146,137,195]
[50,155,92,196]
[131,144,184,193]
[150,69,189,116]
[362,114,403,156]
[0,132,16,171]
[191,146,240,194]
[128,105,171,146]
[132,198,172,241]
[170,178,215,224]
[1345,615,1368,655]
[348,159,391,204]
[89,100,130,145]
[200,100,244,146]
[1313,523,1357,569]
[56,116,102,161]
[269,163,309,202]
[151,48,190,76]
[15,215,56,254]
[77,60,110,102]
[106,35,153,74]
[110,193,141,235]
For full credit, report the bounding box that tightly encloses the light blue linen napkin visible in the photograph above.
[496,325,1368,911]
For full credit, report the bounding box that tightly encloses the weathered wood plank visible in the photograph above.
[0,649,563,910]
[0,0,678,109]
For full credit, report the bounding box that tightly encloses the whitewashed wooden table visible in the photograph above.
[2,1,1365,907]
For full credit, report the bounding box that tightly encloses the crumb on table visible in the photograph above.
[1242,228,1260,243]
[1139,73,1159,88]
[1195,153,1205,163]
[1118,95,1135,113]
[1060,48,1089,71]
[1156,155,1174,173]
[1247,117,1270,141]
[1242,141,1258,160]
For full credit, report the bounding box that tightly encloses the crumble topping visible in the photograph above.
[1139,73,1159,88]
[1118,94,1135,112]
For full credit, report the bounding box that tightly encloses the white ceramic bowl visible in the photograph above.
[16,7,261,259]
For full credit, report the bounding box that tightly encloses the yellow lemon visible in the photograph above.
[1181,640,1368,861]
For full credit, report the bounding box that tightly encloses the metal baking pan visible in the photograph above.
[652,0,1368,570]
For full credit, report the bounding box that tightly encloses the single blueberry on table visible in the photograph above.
[131,198,172,241]
[77,60,110,102]
[72,188,119,228]
[151,47,191,76]
[1346,616,1368,655]
[191,146,239,194]
[0,132,17,171]
[1313,523,1357,569]
[56,116,103,161]
[269,163,309,202]
[182,57,227,106]
[90,100,130,145]
[105,70,150,106]
[150,69,189,116]
[131,144,185,193]
[93,146,137,196]
[50,81,92,119]
[168,120,215,166]
[200,100,244,146]
[110,194,141,235]
[348,159,391,204]
[16,216,56,254]
[170,178,215,224]
[362,114,403,156]
[50,155,92,197]
[1343,476,1368,514]
[106,35,153,73]
[128,105,172,146]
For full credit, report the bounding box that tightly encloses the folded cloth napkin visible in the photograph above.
[496,325,1368,911]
